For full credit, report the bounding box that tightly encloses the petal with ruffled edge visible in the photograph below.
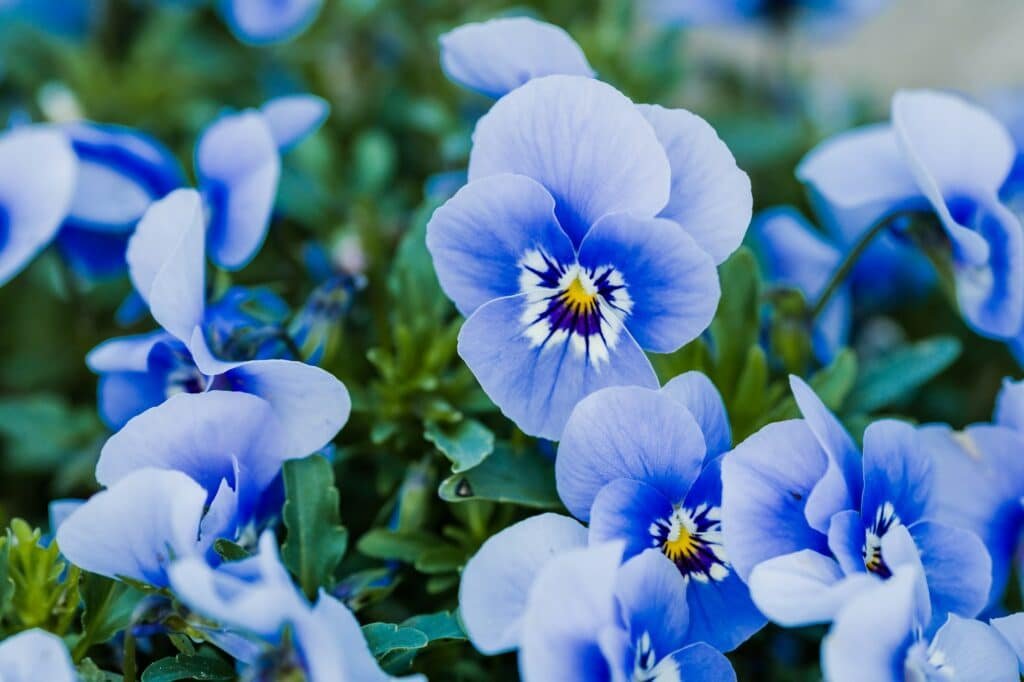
[861,419,932,527]
[721,419,830,581]
[458,294,658,441]
[820,566,918,682]
[221,0,323,45]
[748,550,878,627]
[56,468,206,587]
[469,75,670,246]
[439,17,594,99]
[557,386,705,520]
[126,189,206,342]
[425,173,576,316]
[923,423,1024,605]
[909,520,991,628]
[661,371,731,458]
[459,513,587,655]
[577,212,719,353]
[0,127,77,286]
[639,104,751,264]
[196,110,280,270]
[519,542,623,682]
[260,94,328,152]
[927,614,1019,681]
[96,391,286,525]
[0,629,76,682]
[169,531,305,641]
[790,376,861,533]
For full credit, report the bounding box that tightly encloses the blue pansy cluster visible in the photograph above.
[5,3,1024,681]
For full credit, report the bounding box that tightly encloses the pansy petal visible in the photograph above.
[639,104,751,264]
[557,386,705,520]
[458,294,658,441]
[519,542,623,682]
[260,94,329,152]
[425,174,575,316]
[0,127,77,286]
[56,468,206,587]
[439,17,594,99]
[221,0,323,45]
[821,566,918,682]
[86,331,171,373]
[220,359,350,460]
[929,614,1019,681]
[96,370,168,430]
[995,378,1024,432]
[752,207,839,300]
[721,419,830,581]
[459,513,587,655]
[577,212,719,353]
[908,520,991,626]
[861,419,931,526]
[990,613,1024,669]
[748,550,878,626]
[589,478,674,560]
[826,509,866,576]
[196,110,280,270]
[660,643,737,682]
[0,629,76,682]
[54,226,132,280]
[126,188,206,342]
[615,549,691,662]
[469,75,670,246]
[661,372,731,458]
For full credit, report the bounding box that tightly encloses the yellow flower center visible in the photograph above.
[663,526,701,563]
[560,275,598,313]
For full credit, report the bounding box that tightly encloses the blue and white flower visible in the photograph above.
[219,0,323,45]
[0,628,77,682]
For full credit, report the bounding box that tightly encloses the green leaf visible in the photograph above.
[401,610,466,643]
[438,444,560,509]
[0,529,14,620]
[810,349,859,409]
[361,622,429,658]
[845,336,961,414]
[709,248,762,392]
[281,455,349,599]
[75,573,145,661]
[424,418,495,473]
[0,395,103,473]
[140,654,235,682]
[357,529,441,563]
[212,539,250,563]
[77,658,123,682]
[413,546,466,574]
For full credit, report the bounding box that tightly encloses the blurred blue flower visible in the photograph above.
[0,628,77,681]
[88,189,350,439]
[0,0,93,38]
[170,531,419,681]
[555,378,765,651]
[427,75,750,439]
[927,378,1024,607]
[439,17,595,99]
[645,0,889,36]
[0,126,77,287]
[722,376,991,632]
[822,565,1017,681]
[219,0,323,46]
[798,90,1024,345]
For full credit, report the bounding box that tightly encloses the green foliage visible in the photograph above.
[281,454,350,599]
[73,573,146,662]
[438,444,561,509]
[0,519,80,636]
[140,653,235,682]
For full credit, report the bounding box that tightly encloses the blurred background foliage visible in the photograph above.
[0,0,1020,679]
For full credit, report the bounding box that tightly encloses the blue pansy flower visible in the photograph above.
[797,90,1024,344]
[822,565,1018,681]
[645,0,889,35]
[55,122,185,280]
[219,0,323,45]
[439,17,595,99]
[0,126,77,287]
[0,629,77,682]
[87,189,349,441]
[169,531,420,681]
[555,376,765,651]
[722,376,991,632]
[427,75,750,439]
[992,612,1024,671]
[926,378,1024,606]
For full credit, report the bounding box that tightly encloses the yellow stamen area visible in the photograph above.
[663,527,700,563]
[560,276,598,313]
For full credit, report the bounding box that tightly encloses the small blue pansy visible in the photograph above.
[722,376,991,633]
[555,376,765,651]
[219,0,323,45]
[0,628,77,682]
[822,565,1018,682]
[0,126,77,287]
[798,90,1024,345]
[439,17,595,99]
[427,74,750,439]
